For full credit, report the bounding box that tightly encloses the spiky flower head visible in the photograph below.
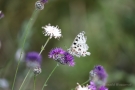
[0,11,4,19]
[90,65,107,87]
[49,48,75,66]
[25,52,42,68]
[64,52,75,66]
[75,83,90,90]
[42,24,62,39]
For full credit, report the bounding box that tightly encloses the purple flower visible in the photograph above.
[49,48,75,66]
[0,11,4,19]
[49,48,65,60]
[40,0,48,4]
[93,65,107,80]
[90,65,108,87]
[88,81,96,90]
[63,52,75,66]
[98,86,108,90]
[25,52,42,68]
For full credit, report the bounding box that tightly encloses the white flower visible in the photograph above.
[75,83,91,90]
[42,24,62,39]
[0,78,9,89]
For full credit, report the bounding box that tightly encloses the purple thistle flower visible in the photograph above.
[93,65,107,80]
[98,86,108,90]
[0,11,4,19]
[40,0,48,4]
[90,65,108,88]
[64,52,75,66]
[49,48,75,66]
[25,52,42,68]
[49,48,65,60]
[88,81,96,90]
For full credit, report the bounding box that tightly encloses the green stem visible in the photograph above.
[81,79,89,85]
[12,9,40,90]
[22,72,33,90]
[34,75,36,90]
[41,64,58,90]
[39,38,50,55]
[19,69,31,90]
[70,79,90,90]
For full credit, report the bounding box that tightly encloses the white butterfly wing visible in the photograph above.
[68,31,90,57]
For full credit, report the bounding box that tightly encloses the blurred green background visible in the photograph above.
[0,0,135,90]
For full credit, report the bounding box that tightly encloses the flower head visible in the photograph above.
[75,83,90,90]
[42,24,62,39]
[49,48,75,66]
[49,48,65,60]
[33,67,42,76]
[35,1,44,10]
[64,52,75,66]
[25,52,42,68]
[0,11,4,19]
[90,65,107,87]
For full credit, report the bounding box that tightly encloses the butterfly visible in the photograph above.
[67,31,90,57]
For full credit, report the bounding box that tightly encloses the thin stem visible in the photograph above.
[34,75,36,90]
[19,69,31,90]
[39,37,50,55]
[81,79,90,85]
[12,9,40,90]
[22,72,33,90]
[70,79,90,90]
[41,64,58,90]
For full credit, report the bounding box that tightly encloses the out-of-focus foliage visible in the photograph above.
[0,0,135,90]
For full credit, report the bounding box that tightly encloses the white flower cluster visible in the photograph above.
[75,83,91,90]
[42,24,62,39]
